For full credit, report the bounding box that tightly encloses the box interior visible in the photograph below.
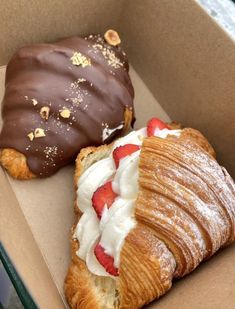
[0,1,235,308]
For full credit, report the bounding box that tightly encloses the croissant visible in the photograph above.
[0,30,134,179]
[65,118,235,309]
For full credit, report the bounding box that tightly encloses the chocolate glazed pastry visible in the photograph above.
[0,30,135,179]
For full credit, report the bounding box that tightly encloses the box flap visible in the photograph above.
[0,0,125,65]
[121,0,235,177]
[0,167,65,308]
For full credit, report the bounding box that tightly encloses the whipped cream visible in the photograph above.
[77,157,115,212]
[154,128,181,139]
[100,198,136,267]
[74,126,182,277]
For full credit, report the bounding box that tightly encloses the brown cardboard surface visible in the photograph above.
[0,168,65,309]
[0,1,235,308]
[0,0,125,66]
[121,0,235,177]
[149,244,235,309]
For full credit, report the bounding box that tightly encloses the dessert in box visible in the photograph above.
[0,30,134,179]
[65,118,234,308]
[0,1,235,308]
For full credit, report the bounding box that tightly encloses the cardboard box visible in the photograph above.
[0,0,235,308]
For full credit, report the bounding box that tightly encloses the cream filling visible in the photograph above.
[74,126,182,277]
[154,128,181,138]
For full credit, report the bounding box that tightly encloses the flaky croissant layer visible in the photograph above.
[65,127,235,309]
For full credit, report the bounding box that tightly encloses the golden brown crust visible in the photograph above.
[118,224,175,309]
[168,122,182,130]
[180,128,216,158]
[74,144,112,190]
[65,222,119,309]
[65,126,235,308]
[122,108,133,133]
[65,222,175,309]
[136,132,234,277]
[167,124,215,158]
[65,231,102,309]
[0,148,35,180]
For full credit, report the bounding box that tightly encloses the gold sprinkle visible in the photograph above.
[70,97,83,104]
[93,43,123,69]
[27,132,34,141]
[70,52,91,67]
[40,106,50,120]
[44,146,58,159]
[70,78,86,89]
[34,128,46,138]
[32,98,38,106]
[104,29,121,46]
[60,108,71,118]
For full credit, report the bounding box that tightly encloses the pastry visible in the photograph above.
[0,30,134,179]
[64,117,235,309]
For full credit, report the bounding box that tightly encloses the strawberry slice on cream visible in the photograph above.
[74,118,182,277]
[147,117,169,136]
[92,181,118,219]
[94,244,119,276]
[112,144,140,168]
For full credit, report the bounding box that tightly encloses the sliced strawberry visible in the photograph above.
[94,243,119,276]
[92,181,117,219]
[112,144,140,168]
[147,117,169,137]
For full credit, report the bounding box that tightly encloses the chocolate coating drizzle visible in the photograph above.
[0,34,134,177]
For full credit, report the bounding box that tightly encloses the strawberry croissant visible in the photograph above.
[65,118,235,309]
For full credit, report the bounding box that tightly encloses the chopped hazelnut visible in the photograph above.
[60,108,71,118]
[70,52,91,67]
[27,132,34,141]
[40,106,50,120]
[34,128,46,138]
[104,30,121,46]
[32,98,38,106]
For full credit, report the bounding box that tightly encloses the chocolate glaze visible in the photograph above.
[0,34,134,177]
